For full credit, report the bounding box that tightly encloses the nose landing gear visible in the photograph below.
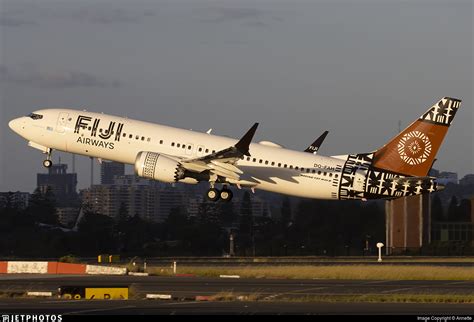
[42,148,53,168]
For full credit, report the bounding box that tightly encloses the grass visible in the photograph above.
[147,265,474,280]
[195,292,474,304]
[267,294,474,304]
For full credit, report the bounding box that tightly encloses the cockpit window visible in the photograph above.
[28,113,43,120]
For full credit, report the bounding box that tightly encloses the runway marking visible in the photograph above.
[263,287,328,300]
[380,287,417,294]
[166,301,214,306]
[63,305,136,315]
[445,281,473,285]
[362,280,392,285]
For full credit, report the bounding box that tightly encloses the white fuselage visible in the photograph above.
[9,109,348,199]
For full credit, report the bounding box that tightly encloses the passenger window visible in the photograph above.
[129,134,133,139]
[205,149,209,153]
[160,140,163,144]
[212,150,216,153]
[312,170,316,173]
[306,169,310,173]
[335,174,339,178]
[271,162,275,166]
[147,138,151,142]
[177,143,180,147]
[188,146,191,150]
[295,166,299,170]
[123,133,127,137]
[253,158,256,162]
[171,142,175,147]
[323,172,327,176]
[318,171,321,175]
[329,173,332,177]
[99,129,103,133]
[141,137,145,141]
[265,161,269,165]
[301,168,304,172]
[136,135,139,140]
[182,145,186,149]
[247,157,250,161]
[88,127,92,130]
[278,163,281,167]
[284,164,287,168]
[289,165,293,169]
[199,147,203,152]
[259,160,263,164]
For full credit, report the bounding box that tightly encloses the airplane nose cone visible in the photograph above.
[8,117,23,134]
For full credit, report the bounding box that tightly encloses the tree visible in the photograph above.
[78,211,115,254]
[239,191,254,255]
[239,192,253,234]
[219,200,236,227]
[27,187,57,225]
[280,197,292,227]
[447,196,458,221]
[164,206,189,240]
[118,201,129,223]
[431,195,444,222]
[457,199,471,222]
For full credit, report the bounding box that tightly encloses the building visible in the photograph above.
[472,196,474,223]
[431,222,473,245]
[428,168,440,177]
[437,172,458,185]
[37,163,79,207]
[100,161,125,185]
[0,191,30,209]
[81,174,186,222]
[57,207,79,227]
[155,185,185,222]
[233,195,271,218]
[460,174,474,186]
[81,175,157,221]
[431,196,474,247]
[385,194,431,254]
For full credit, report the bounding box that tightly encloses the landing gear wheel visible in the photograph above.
[206,188,220,202]
[220,189,233,202]
[43,159,52,168]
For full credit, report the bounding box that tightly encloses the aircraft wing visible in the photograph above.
[179,123,259,186]
[304,130,328,154]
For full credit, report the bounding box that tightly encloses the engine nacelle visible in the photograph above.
[135,151,184,183]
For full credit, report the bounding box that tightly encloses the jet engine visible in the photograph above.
[134,151,185,183]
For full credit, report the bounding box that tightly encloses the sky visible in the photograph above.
[0,0,472,192]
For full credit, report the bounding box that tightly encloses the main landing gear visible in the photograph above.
[42,148,53,168]
[206,186,233,202]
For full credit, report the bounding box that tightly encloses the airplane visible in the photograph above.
[9,97,461,202]
[304,130,329,154]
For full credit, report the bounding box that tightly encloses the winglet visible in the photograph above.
[304,130,329,154]
[235,123,259,156]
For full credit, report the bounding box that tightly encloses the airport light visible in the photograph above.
[376,242,384,262]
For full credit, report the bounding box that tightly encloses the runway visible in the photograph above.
[1,275,474,298]
[0,274,473,315]
[0,299,473,315]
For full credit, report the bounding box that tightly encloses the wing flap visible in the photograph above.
[179,122,259,184]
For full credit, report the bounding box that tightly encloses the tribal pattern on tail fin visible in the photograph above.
[372,97,461,177]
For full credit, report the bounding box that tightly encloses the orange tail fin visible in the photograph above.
[373,97,461,177]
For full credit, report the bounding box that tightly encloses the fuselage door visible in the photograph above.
[353,168,367,192]
[56,112,70,133]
